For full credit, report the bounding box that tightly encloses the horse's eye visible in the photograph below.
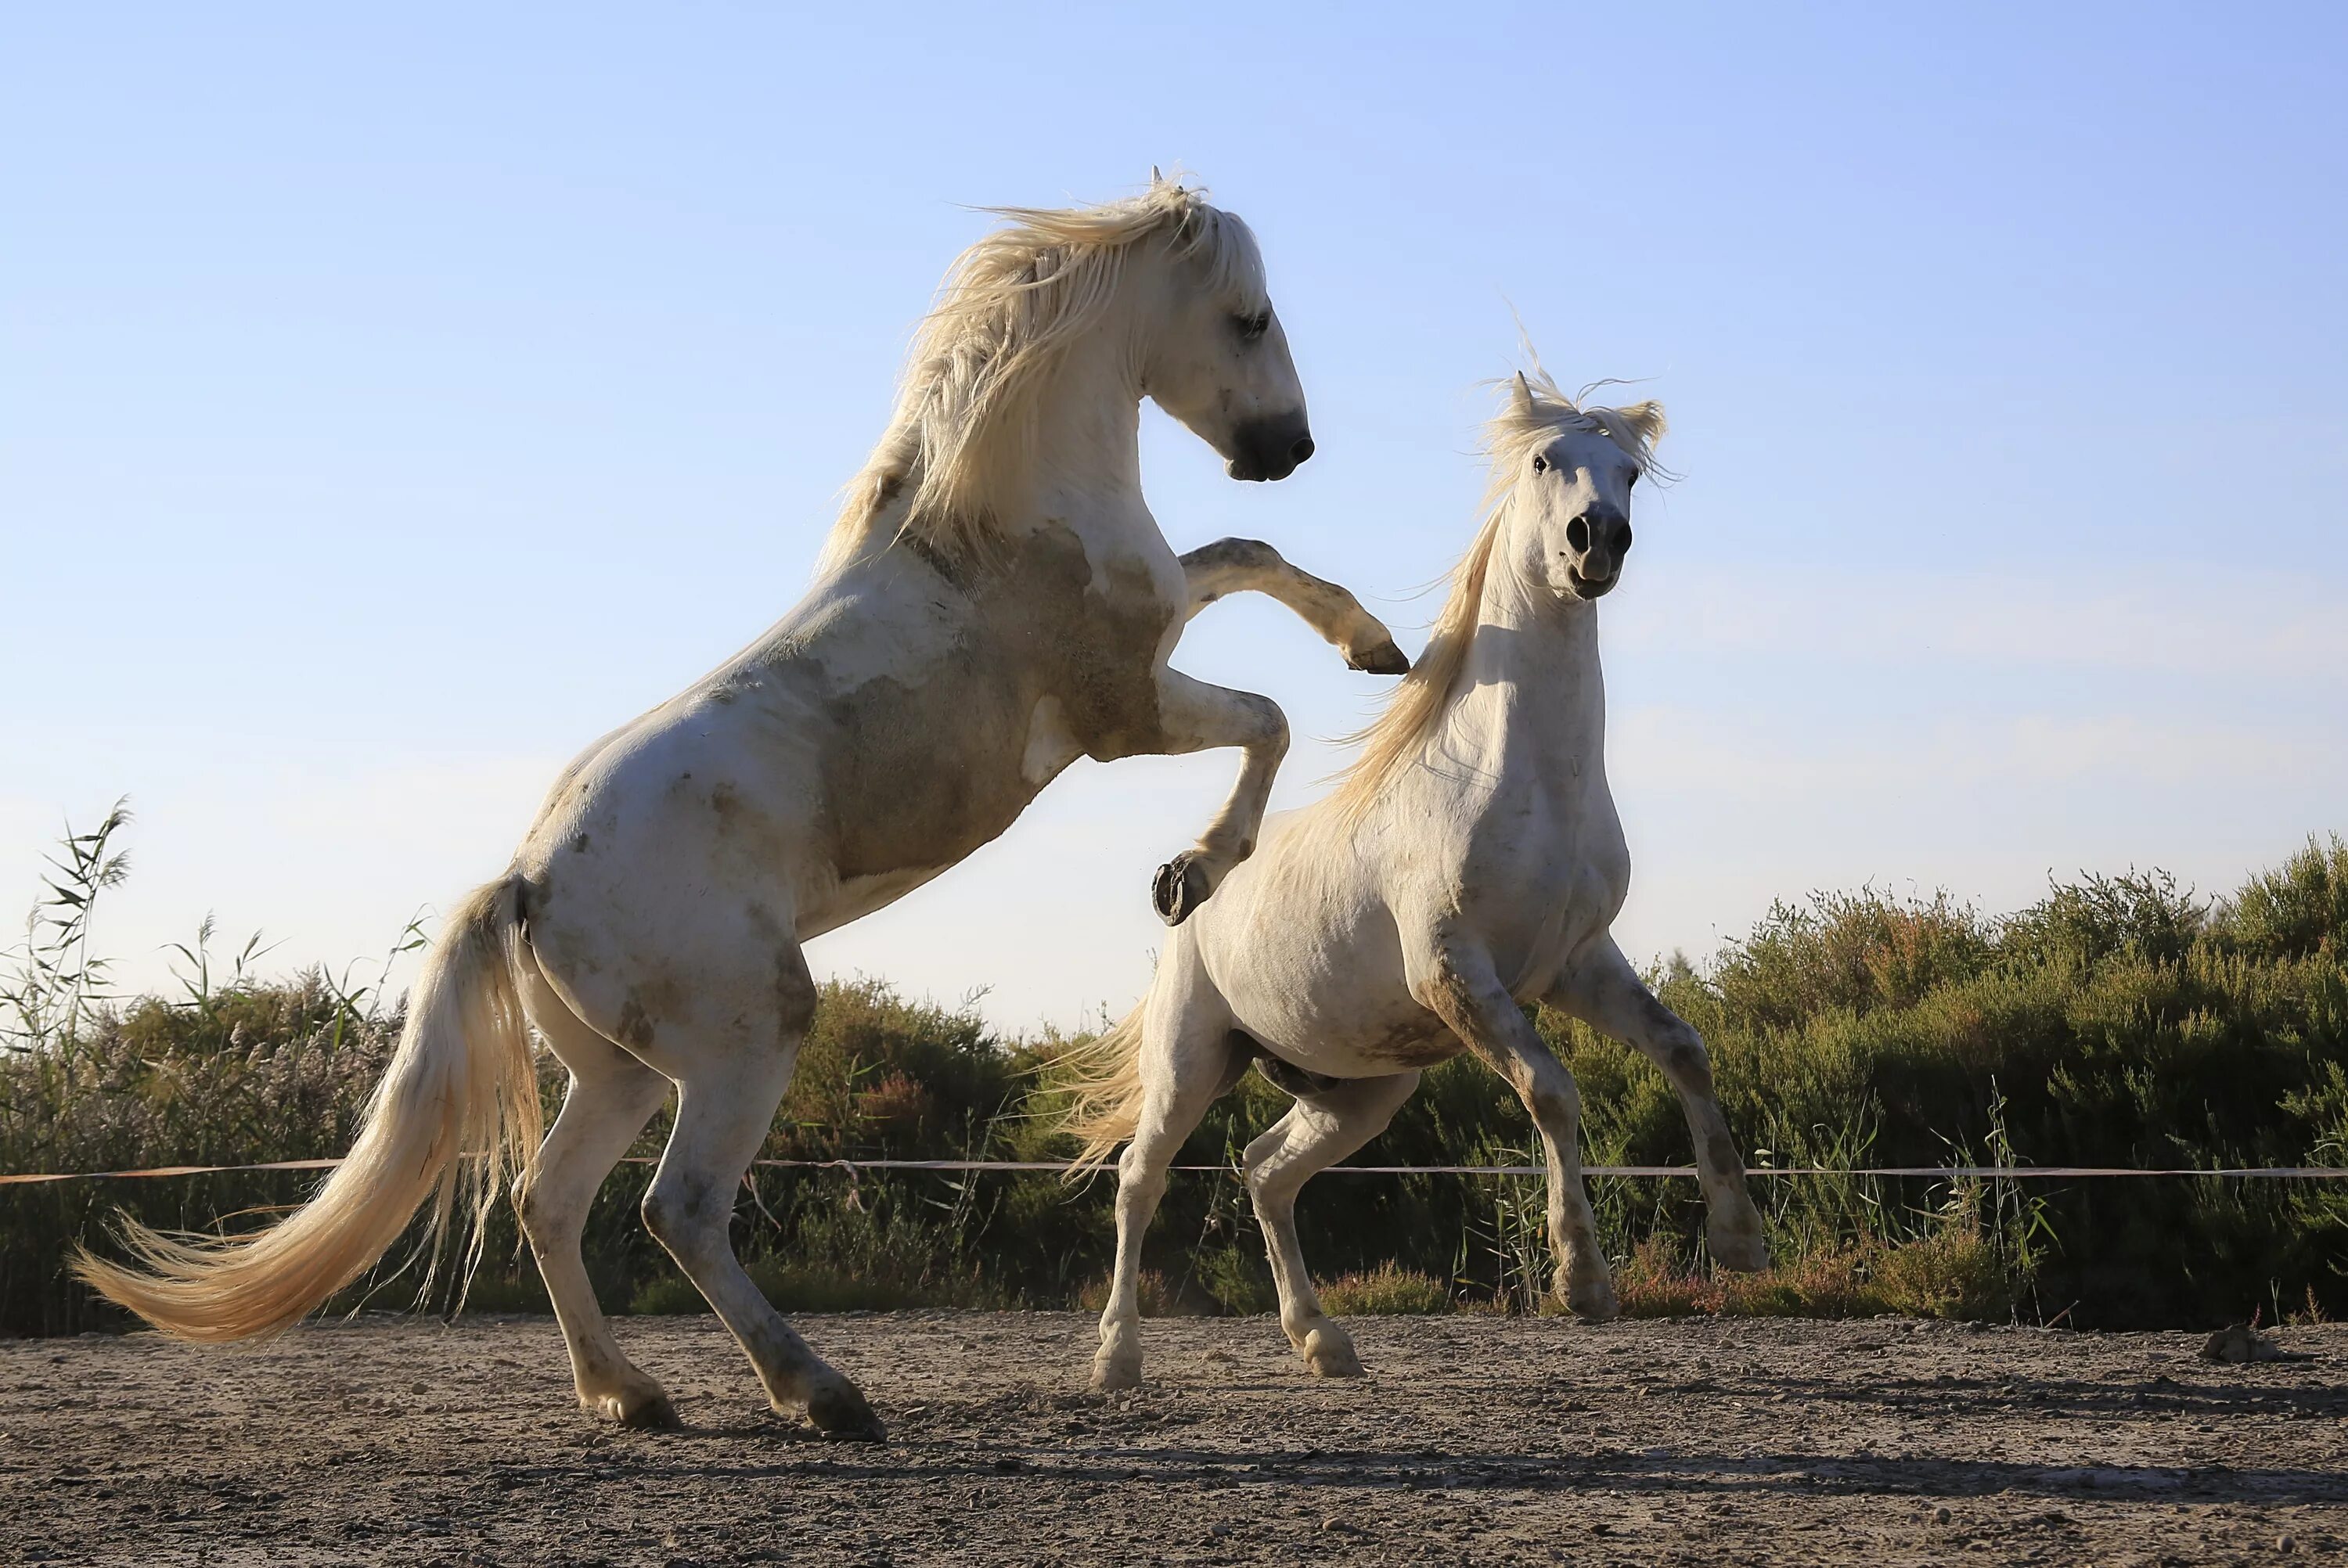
[1531,454,1548,473]
[1626,469,1639,488]
[1234,311,1270,342]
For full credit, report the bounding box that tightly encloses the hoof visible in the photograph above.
[1151,851,1214,926]
[1092,1355,1143,1393]
[594,1387,681,1430]
[1347,639,1410,676]
[1709,1222,1770,1274]
[806,1381,888,1443]
[1302,1326,1363,1379]
[1565,1275,1621,1324]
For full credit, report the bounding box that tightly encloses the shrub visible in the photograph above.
[2223,834,2348,962]
[1075,1270,1187,1317]
[628,1272,709,1315]
[9,804,2348,1335]
[1872,1221,2009,1321]
[1320,1264,1452,1315]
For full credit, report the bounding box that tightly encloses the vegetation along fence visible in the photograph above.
[5,804,2345,1336]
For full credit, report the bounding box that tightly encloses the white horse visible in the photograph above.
[1061,359,1771,1390]
[76,178,1407,1439]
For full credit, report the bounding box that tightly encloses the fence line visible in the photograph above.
[9,1155,2348,1187]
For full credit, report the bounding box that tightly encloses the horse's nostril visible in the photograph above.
[1618,522,1633,552]
[1566,516,1590,553]
[1289,435,1315,465]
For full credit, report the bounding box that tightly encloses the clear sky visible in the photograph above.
[5,3,2343,1033]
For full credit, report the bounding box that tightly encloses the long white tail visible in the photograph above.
[1052,1002,1147,1178]
[73,878,544,1341]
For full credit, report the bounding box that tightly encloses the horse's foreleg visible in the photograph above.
[1142,668,1287,926]
[1548,938,1769,1271]
[1408,934,1617,1319]
[1243,1070,1421,1376]
[1178,538,1409,674]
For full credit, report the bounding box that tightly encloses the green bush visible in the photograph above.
[8,809,2348,1336]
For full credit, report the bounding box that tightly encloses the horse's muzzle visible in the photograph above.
[1226,412,1316,482]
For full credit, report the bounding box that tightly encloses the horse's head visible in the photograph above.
[821,179,1320,574]
[1132,187,1313,484]
[1497,372,1666,601]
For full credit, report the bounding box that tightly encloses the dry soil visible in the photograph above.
[4,1311,2344,1565]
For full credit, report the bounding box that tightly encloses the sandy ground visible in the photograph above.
[3,1311,2343,1566]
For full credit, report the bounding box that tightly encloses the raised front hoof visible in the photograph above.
[588,1385,681,1430]
[1301,1325,1364,1379]
[1151,851,1215,926]
[1346,639,1411,676]
[1092,1352,1144,1393]
[805,1381,888,1443]
[1709,1221,1771,1274]
[1562,1274,1621,1324]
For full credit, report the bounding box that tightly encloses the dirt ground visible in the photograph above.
[4,1311,2344,1566]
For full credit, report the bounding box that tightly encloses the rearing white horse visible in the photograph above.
[1062,357,1771,1390]
[76,178,1406,1439]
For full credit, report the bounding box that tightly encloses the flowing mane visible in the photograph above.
[1327,362,1669,822]
[819,178,1267,572]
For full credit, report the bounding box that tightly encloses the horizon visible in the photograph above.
[5,3,2344,1034]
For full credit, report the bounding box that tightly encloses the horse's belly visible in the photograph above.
[1227,948,1461,1079]
[1247,995,1463,1077]
[800,862,959,939]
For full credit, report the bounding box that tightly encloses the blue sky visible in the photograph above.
[5,2,2343,1030]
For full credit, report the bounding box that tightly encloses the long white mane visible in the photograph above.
[820,177,1267,571]
[1327,358,1668,822]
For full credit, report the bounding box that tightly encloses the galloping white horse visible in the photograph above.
[77,178,1406,1439]
[1063,359,1771,1390]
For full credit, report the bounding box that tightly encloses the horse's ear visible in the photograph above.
[1150,165,1165,186]
[1615,399,1668,450]
[1507,372,1536,418]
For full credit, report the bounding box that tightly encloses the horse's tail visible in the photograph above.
[72,877,544,1342]
[1053,1001,1151,1180]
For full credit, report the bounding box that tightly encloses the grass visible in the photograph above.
[5,805,2346,1336]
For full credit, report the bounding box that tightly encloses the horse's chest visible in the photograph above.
[813,663,1040,876]
[813,537,1179,875]
[984,545,1180,758]
[1462,784,1630,996]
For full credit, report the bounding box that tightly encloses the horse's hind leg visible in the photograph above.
[1243,1069,1421,1377]
[1096,983,1248,1390]
[636,951,884,1440]
[1548,938,1769,1271]
[517,963,676,1426]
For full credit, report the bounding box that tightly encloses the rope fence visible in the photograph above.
[8,1156,2348,1188]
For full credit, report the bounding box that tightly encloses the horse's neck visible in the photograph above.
[1024,338,1147,527]
[1443,561,1608,789]
[829,334,1148,574]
